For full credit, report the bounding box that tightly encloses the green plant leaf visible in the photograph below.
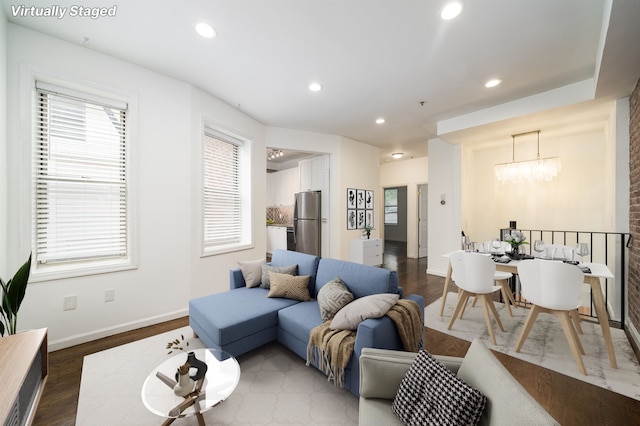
[1,278,10,320]
[7,254,32,316]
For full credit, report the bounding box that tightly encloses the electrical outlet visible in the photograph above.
[105,288,115,302]
[63,295,77,311]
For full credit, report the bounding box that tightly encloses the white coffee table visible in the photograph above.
[141,348,240,425]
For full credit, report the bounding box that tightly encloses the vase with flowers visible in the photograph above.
[504,231,528,259]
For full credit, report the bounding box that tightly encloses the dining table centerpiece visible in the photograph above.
[504,231,528,259]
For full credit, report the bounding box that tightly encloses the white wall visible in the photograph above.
[380,156,428,258]
[6,25,266,349]
[338,137,381,260]
[265,128,382,261]
[427,106,630,283]
[190,86,267,299]
[0,7,7,279]
[427,139,462,276]
[462,125,614,241]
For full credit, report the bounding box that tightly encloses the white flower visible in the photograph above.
[505,231,527,245]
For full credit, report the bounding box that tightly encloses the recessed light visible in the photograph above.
[308,82,322,92]
[195,22,216,39]
[376,118,385,124]
[392,152,404,159]
[485,78,502,88]
[441,2,463,20]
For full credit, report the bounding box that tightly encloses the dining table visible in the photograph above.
[439,251,618,369]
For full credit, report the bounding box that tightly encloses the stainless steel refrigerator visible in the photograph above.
[293,191,321,256]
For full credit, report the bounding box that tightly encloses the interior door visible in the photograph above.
[418,184,428,258]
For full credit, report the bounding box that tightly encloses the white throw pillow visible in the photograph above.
[330,293,400,330]
[237,258,265,288]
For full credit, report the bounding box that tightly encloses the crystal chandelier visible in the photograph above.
[494,130,561,184]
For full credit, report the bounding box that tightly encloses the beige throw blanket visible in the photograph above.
[306,299,423,387]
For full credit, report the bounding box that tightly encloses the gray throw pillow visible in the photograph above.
[260,264,298,289]
[392,349,486,426]
[317,277,354,322]
[237,258,265,288]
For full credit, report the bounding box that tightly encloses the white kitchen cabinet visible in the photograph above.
[266,173,277,206]
[267,167,299,206]
[282,167,299,205]
[299,155,329,192]
[267,226,287,254]
[299,154,331,258]
[350,238,383,266]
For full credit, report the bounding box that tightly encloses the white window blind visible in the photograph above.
[203,129,243,249]
[34,81,128,266]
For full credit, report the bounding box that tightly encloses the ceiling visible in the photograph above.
[4,0,640,162]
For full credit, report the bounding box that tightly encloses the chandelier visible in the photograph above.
[268,149,284,160]
[494,130,561,184]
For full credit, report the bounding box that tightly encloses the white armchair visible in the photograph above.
[358,339,559,425]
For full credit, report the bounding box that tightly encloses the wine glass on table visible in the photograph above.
[533,240,546,258]
[576,243,589,264]
[491,238,502,254]
[461,235,470,251]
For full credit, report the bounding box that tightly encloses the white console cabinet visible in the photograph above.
[350,238,383,266]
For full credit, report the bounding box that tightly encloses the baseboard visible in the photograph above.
[47,308,189,351]
[426,268,446,277]
[624,318,640,363]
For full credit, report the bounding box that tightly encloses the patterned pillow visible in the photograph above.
[266,272,312,301]
[317,277,354,322]
[260,264,298,289]
[392,349,486,426]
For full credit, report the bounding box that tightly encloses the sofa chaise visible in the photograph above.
[358,339,559,425]
[189,249,425,396]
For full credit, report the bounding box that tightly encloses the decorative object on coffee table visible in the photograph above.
[142,348,241,425]
[173,363,195,397]
[186,351,208,381]
[166,334,190,354]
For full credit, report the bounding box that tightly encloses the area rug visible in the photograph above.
[425,292,640,401]
[76,326,358,425]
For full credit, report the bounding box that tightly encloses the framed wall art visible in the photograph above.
[365,190,373,209]
[347,209,357,230]
[347,188,374,230]
[356,190,366,209]
[347,188,357,209]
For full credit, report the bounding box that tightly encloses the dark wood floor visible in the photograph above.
[33,242,640,425]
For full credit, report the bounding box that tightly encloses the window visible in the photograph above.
[33,81,130,274]
[384,188,398,225]
[202,126,252,254]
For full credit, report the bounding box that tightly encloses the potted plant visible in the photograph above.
[0,254,32,336]
[362,225,374,239]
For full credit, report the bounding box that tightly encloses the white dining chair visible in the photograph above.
[515,259,587,375]
[543,244,575,261]
[448,251,505,345]
[456,241,517,317]
[480,241,517,315]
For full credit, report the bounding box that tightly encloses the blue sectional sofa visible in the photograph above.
[189,249,424,396]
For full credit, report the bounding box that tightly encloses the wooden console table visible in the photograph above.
[0,328,49,426]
